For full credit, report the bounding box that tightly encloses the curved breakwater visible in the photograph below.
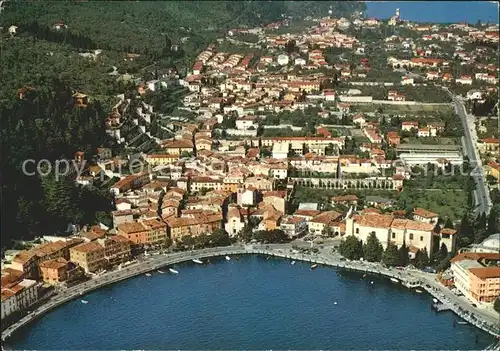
[2,245,499,342]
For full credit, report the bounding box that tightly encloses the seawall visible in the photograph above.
[2,245,499,341]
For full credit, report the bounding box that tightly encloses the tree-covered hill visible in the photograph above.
[1,82,117,247]
[0,1,365,248]
[1,1,365,53]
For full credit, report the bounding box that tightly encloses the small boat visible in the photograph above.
[291,261,296,265]
[415,289,424,293]
[310,264,318,270]
[81,300,88,304]
[457,321,468,325]
[169,268,179,274]
[145,273,152,277]
[225,256,231,261]
[432,298,439,304]
[370,281,374,285]
[192,259,203,264]
[362,274,366,278]
[157,270,165,274]
[390,277,399,283]
[334,301,338,305]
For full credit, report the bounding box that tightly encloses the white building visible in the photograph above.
[295,57,306,66]
[235,115,258,130]
[237,188,256,207]
[277,54,289,66]
[272,143,289,159]
[280,216,307,238]
[1,278,40,319]
[1,292,18,320]
[147,80,161,92]
[465,234,500,254]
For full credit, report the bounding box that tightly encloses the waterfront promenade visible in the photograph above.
[2,244,499,342]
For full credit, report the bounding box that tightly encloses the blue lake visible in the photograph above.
[9,255,495,350]
[364,1,499,24]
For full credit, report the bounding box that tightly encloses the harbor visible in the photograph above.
[2,244,499,342]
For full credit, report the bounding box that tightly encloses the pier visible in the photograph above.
[2,244,499,341]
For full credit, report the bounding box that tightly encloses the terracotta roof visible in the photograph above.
[71,242,104,254]
[310,211,342,224]
[39,257,68,270]
[354,213,393,228]
[331,195,359,202]
[390,218,435,232]
[451,252,500,263]
[469,266,500,280]
[294,209,322,217]
[441,228,457,235]
[413,208,438,219]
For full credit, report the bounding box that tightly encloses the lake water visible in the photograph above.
[364,1,499,24]
[8,255,495,350]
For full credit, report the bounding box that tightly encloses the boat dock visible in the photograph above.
[433,301,453,312]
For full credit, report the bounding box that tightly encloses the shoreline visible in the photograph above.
[2,245,499,342]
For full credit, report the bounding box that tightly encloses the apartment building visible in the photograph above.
[451,252,500,304]
[1,269,40,320]
[69,242,106,273]
[164,211,222,241]
[280,216,308,238]
[97,235,132,266]
[117,219,167,246]
[308,210,343,236]
[39,258,83,286]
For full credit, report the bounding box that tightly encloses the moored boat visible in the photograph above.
[192,259,203,264]
[145,273,152,277]
[169,268,179,274]
[225,255,231,261]
[81,300,88,304]
[157,270,165,274]
[310,264,318,270]
[457,321,468,325]
[291,261,296,265]
[415,289,424,293]
[390,277,399,283]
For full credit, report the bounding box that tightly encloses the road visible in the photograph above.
[443,86,492,215]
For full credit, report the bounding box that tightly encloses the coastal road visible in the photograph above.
[442,86,492,215]
[3,244,499,341]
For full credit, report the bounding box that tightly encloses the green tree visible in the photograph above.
[382,242,399,266]
[210,229,231,247]
[436,253,453,272]
[435,242,449,263]
[457,213,474,248]
[398,244,409,266]
[339,235,363,260]
[239,225,254,243]
[487,204,500,234]
[253,229,289,244]
[413,248,430,269]
[444,218,454,229]
[494,297,500,314]
[362,232,383,262]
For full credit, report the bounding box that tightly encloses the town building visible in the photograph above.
[451,252,500,304]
